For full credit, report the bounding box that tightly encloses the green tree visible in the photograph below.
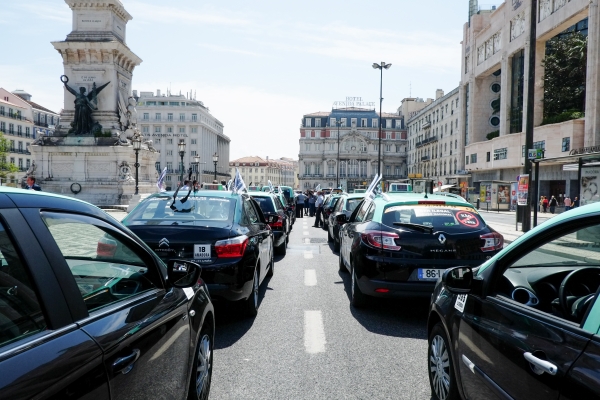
[542,32,587,120]
[0,132,19,183]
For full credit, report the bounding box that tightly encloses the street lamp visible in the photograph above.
[132,135,142,195]
[212,152,218,181]
[193,155,200,180]
[336,119,342,188]
[372,61,391,176]
[178,139,186,184]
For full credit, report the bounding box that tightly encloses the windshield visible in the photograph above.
[126,196,237,226]
[382,204,486,232]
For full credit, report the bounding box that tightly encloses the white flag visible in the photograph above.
[157,167,167,192]
[232,168,246,193]
[268,180,274,193]
[365,174,382,200]
[315,184,321,191]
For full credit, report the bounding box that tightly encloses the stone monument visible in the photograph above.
[29,0,158,206]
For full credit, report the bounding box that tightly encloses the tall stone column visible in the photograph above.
[585,0,600,146]
[499,55,510,137]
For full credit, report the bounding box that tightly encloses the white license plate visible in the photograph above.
[418,268,443,281]
[194,244,211,259]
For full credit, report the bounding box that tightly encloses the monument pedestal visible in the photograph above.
[30,141,158,206]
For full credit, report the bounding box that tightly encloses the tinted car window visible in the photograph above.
[354,200,369,222]
[0,221,46,347]
[127,196,237,225]
[253,196,276,214]
[346,198,362,212]
[42,213,156,312]
[243,200,260,224]
[382,205,485,232]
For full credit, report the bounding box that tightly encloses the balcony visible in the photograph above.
[422,121,431,129]
[421,155,431,162]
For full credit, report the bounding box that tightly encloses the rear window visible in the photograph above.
[126,196,237,226]
[382,205,485,232]
[346,198,362,212]
[252,196,276,214]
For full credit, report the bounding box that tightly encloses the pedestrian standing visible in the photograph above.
[26,176,42,191]
[296,192,306,218]
[542,196,549,213]
[308,191,316,217]
[573,197,579,208]
[313,191,324,227]
[304,192,309,215]
[549,195,558,214]
[563,196,571,211]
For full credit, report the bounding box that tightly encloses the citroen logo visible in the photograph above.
[438,234,446,245]
[159,238,170,247]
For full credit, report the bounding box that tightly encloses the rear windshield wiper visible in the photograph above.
[392,222,434,233]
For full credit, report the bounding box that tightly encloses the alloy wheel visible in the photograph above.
[430,334,451,400]
[195,333,212,400]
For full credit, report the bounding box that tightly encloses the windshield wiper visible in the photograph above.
[392,222,434,233]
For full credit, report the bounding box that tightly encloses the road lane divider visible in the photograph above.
[303,251,313,259]
[304,269,317,286]
[304,310,326,354]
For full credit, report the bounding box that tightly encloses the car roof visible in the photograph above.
[374,192,471,206]
[147,190,241,199]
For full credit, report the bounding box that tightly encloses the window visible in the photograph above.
[167,113,173,121]
[41,212,157,312]
[242,200,259,224]
[167,162,173,170]
[305,143,311,151]
[470,154,477,163]
[192,114,197,122]
[386,132,391,139]
[0,220,46,346]
[155,113,161,121]
[25,127,30,138]
[304,164,311,175]
[396,120,401,128]
[329,143,334,150]
[191,139,197,145]
[486,152,491,162]
[331,117,336,126]
[167,127,173,133]
[315,144,321,151]
[17,126,22,136]
[361,118,367,127]
[494,148,507,160]
[166,150,173,156]
[155,138,161,144]
[562,138,570,152]
[466,156,469,165]
[154,126,161,133]
[305,118,312,127]
[385,145,391,152]
[179,113,185,121]
[167,139,173,144]
[315,119,321,127]
[396,145,401,152]
[142,126,149,133]
[155,162,161,171]
[351,118,357,127]
[340,119,347,127]
[534,141,545,150]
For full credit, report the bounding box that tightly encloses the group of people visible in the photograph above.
[539,195,579,214]
[295,190,325,227]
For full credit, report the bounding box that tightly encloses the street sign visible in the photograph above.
[528,149,544,160]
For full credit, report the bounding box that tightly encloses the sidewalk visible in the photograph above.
[476,208,561,245]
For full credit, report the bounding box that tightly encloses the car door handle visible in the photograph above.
[523,352,557,376]
[112,348,141,375]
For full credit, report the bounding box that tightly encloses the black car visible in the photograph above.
[428,202,600,400]
[123,190,274,316]
[322,193,342,231]
[0,187,214,399]
[327,193,364,251]
[250,191,289,255]
[339,193,503,307]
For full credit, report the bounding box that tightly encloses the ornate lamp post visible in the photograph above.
[178,139,186,184]
[193,155,200,181]
[372,61,391,176]
[212,152,218,181]
[132,135,141,195]
[336,119,342,188]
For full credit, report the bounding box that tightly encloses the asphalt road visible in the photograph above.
[209,216,432,400]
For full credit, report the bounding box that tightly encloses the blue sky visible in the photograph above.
[1,0,482,159]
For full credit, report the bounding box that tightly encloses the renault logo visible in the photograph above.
[438,234,446,245]
[159,238,170,247]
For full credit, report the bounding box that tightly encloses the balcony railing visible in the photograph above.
[422,121,431,129]
[421,155,430,162]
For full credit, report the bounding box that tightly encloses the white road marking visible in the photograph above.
[304,269,317,286]
[303,230,309,235]
[303,251,313,259]
[304,310,326,354]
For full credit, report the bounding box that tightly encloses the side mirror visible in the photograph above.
[336,214,347,223]
[443,266,473,294]
[167,259,201,288]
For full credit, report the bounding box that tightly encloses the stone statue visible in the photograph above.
[61,75,109,135]
[117,92,140,145]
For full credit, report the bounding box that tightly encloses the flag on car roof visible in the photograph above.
[157,167,167,192]
[315,184,321,191]
[268,180,274,193]
[365,174,382,200]
[226,179,233,191]
[232,168,246,193]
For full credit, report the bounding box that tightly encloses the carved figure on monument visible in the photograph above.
[144,139,157,152]
[61,75,109,135]
[117,161,135,182]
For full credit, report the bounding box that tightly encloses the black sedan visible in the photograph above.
[123,190,274,317]
[339,193,503,307]
[327,193,364,251]
[250,191,289,255]
[428,201,600,400]
[321,193,342,231]
[0,187,214,399]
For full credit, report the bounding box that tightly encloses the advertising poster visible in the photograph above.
[497,185,509,204]
[517,175,529,206]
[479,185,487,203]
[510,182,518,210]
[580,166,600,206]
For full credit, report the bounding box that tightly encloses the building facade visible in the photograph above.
[298,108,407,191]
[136,90,230,188]
[12,90,60,139]
[0,88,36,178]
[228,156,296,187]
[460,0,600,201]
[406,88,464,185]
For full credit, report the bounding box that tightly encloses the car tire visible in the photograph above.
[428,323,459,400]
[327,229,333,243]
[187,325,213,400]
[276,240,287,256]
[266,246,274,277]
[245,268,259,317]
[351,264,367,308]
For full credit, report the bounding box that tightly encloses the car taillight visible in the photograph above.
[215,235,249,258]
[480,232,503,252]
[361,230,401,251]
[97,237,117,257]
[269,216,283,229]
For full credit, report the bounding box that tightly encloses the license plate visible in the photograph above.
[418,268,443,281]
[194,244,211,259]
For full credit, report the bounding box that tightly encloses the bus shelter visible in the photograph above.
[478,180,514,211]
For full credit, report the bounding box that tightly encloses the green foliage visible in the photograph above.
[541,110,585,125]
[0,132,19,179]
[542,33,587,119]
[491,97,500,115]
[94,129,112,138]
[486,131,500,140]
